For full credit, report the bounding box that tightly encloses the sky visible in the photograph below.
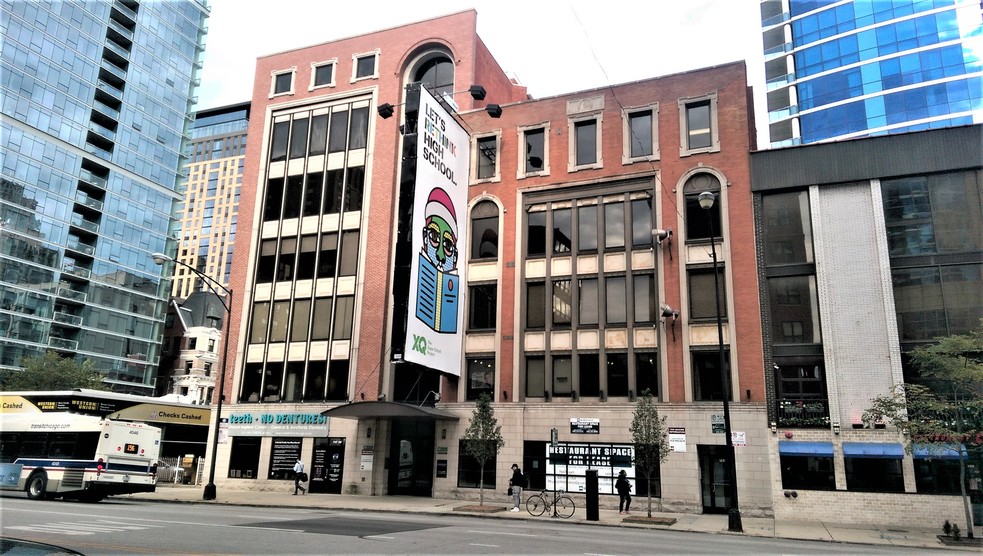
[196,0,765,111]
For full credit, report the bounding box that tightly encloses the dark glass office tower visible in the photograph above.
[761,0,982,146]
[0,0,208,393]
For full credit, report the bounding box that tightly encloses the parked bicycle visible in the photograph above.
[525,489,575,518]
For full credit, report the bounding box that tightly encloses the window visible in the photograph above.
[311,61,335,89]
[553,208,572,254]
[468,284,497,330]
[635,352,658,397]
[552,279,572,327]
[283,362,304,402]
[633,274,656,324]
[624,106,658,162]
[605,276,626,325]
[470,200,499,260]
[311,297,332,340]
[240,363,263,402]
[475,135,498,181]
[317,233,338,278]
[304,361,327,401]
[606,352,628,397]
[353,52,378,80]
[349,107,369,150]
[283,175,303,219]
[270,122,289,162]
[688,267,727,320]
[272,70,294,96]
[228,437,260,479]
[466,357,495,401]
[914,456,964,495]
[263,178,284,221]
[572,118,599,169]
[526,355,545,398]
[693,350,730,401]
[780,455,835,490]
[338,230,359,276]
[520,126,548,177]
[270,301,290,342]
[762,191,814,265]
[683,173,722,241]
[276,238,296,281]
[257,239,277,282]
[458,439,497,488]
[678,93,719,155]
[323,170,344,213]
[845,455,904,493]
[631,198,653,247]
[267,437,301,479]
[604,202,625,249]
[527,210,546,257]
[578,204,598,252]
[526,282,546,329]
[309,115,328,156]
[303,172,323,218]
[414,55,454,98]
[579,354,600,397]
[344,167,365,212]
[333,296,354,340]
[327,360,349,400]
[552,355,572,396]
[288,117,308,159]
[290,299,311,342]
[578,278,598,326]
[328,110,348,153]
[263,362,283,401]
[769,276,820,343]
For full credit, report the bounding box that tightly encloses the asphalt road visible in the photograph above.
[0,495,938,555]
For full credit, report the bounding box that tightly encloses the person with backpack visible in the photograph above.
[616,469,632,514]
[509,463,524,511]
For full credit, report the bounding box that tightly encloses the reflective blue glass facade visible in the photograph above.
[762,0,982,146]
[0,0,208,393]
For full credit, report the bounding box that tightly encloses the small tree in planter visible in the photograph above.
[630,390,670,518]
[463,393,504,506]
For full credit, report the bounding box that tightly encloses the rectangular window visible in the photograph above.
[679,94,718,155]
[552,279,572,327]
[552,355,572,396]
[466,357,495,401]
[574,119,597,166]
[343,167,365,212]
[263,362,283,402]
[333,296,354,340]
[914,458,963,495]
[290,299,311,342]
[845,457,904,493]
[328,110,348,153]
[527,211,546,257]
[304,361,327,401]
[604,202,625,249]
[762,191,814,265]
[628,110,653,158]
[311,297,332,340]
[338,230,359,276]
[257,239,277,282]
[349,107,369,150]
[355,54,376,79]
[303,172,323,218]
[327,360,349,400]
[693,350,730,401]
[263,178,284,221]
[553,208,571,254]
[270,122,289,162]
[476,136,497,180]
[578,278,598,326]
[605,276,626,325]
[631,199,653,247]
[468,284,497,330]
[578,204,598,252]
[228,437,260,479]
[526,283,545,329]
[635,352,658,398]
[579,354,599,397]
[780,455,836,491]
[686,100,711,150]
[309,115,328,156]
[269,301,290,343]
[266,436,300,479]
[313,63,334,87]
[276,238,296,281]
[607,352,629,397]
[282,175,303,219]
[283,362,304,402]
[524,128,545,174]
[289,117,308,159]
[457,439,497,488]
[240,363,263,402]
[273,71,292,95]
[323,169,344,213]
[317,233,338,278]
[633,274,656,324]
[526,355,545,398]
[688,268,727,320]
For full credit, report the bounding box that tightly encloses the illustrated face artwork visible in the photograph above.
[424,216,458,272]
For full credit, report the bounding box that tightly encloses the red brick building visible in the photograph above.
[215,11,769,515]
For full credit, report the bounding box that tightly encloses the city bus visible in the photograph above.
[0,413,161,502]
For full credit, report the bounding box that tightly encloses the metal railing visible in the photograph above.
[777,398,830,428]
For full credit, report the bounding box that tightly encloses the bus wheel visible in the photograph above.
[26,472,48,500]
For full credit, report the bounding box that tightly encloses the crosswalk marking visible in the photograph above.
[6,519,163,536]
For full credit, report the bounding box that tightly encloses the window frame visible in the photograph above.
[351,50,380,82]
[622,104,659,164]
[470,200,499,261]
[310,59,337,90]
[568,113,602,172]
[468,283,498,331]
[465,357,496,402]
[678,92,720,156]
[517,123,550,179]
[472,132,501,183]
[270,68,297,98]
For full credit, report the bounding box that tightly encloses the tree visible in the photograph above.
[863,321,983,540]
[0,352,107,391]
[630,391,670,517]
[462,392,504,506]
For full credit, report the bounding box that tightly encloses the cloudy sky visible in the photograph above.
[196,0,765,135]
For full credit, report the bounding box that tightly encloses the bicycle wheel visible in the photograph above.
[554,495,575,518]
[526,494,547,516]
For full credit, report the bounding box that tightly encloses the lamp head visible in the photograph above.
[152,252,171,266]
[698,191,715,210]
[468,85,487,100]
[485,104,502,118]
[377,103,395,119]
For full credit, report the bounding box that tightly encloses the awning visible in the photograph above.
[778,441,834,456]
[842,442,904,458]
[913,443,966,459]
[321,401,459,421]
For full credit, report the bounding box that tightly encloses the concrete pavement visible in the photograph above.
[122,484,979,551]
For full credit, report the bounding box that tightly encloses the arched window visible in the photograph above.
[683,173,722,240]
[414,55,454,98]
[470,200,499,260]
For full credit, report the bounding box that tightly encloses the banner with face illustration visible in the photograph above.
[404,86,469,376]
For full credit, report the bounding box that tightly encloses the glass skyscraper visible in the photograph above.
[0,0,208,393]
[761,0,982,146]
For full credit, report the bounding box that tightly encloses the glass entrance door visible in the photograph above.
[387,419,435,496]
[698,444,731,514]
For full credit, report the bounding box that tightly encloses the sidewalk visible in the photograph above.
[123,484,975,551]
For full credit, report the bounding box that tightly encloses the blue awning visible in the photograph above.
[779,441,834,456]
[913,443,966,459]
[842,442,904,458]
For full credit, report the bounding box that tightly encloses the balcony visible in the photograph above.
[111,0,137,25]
[96,80,123,103]
[70,213,100,234]
[53,311,83,326]
[79,168,108,189]
[65,237,95,256]
[107,17,133,42]
[56,286,87,303]
[88,121,117,143]
[777,398,830,428]
[47,336,80,351]
[62,263,91,280]
[74,190,104,212]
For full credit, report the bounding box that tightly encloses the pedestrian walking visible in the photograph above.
[293,458,307,495]
[616,470,632,514]
[509,463,524,511]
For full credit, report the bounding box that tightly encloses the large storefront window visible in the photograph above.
[843,443,904,493]
[546,442,639,496]
[457,439,497,488]
[228,437,261,479]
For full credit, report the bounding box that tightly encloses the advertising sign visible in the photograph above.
[226,412,329,437]
[546,442,634,494]
[404,85,470,376]
[668,427,687,452]
[570,418,600,434]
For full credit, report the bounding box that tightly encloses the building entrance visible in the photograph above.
[387,419,435,496]
[698,444,731,514]
[310,437,345,494]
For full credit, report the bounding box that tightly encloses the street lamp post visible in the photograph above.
[697,191,743,533]
[153,252,232,501]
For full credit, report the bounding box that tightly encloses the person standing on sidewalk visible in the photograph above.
[616,470,632,514]
[509,463,524,511]
[293,458,307,495]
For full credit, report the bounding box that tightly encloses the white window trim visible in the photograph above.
[351,49,380,83]
[471,131,501,185]
[269,67,297,98]
[622,103,660,164]
[567,113,603,172]
[678,92,720,157]
[517,123,551,180]
[309,59,338,91]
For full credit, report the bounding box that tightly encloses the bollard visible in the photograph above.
[585,469,599,521]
